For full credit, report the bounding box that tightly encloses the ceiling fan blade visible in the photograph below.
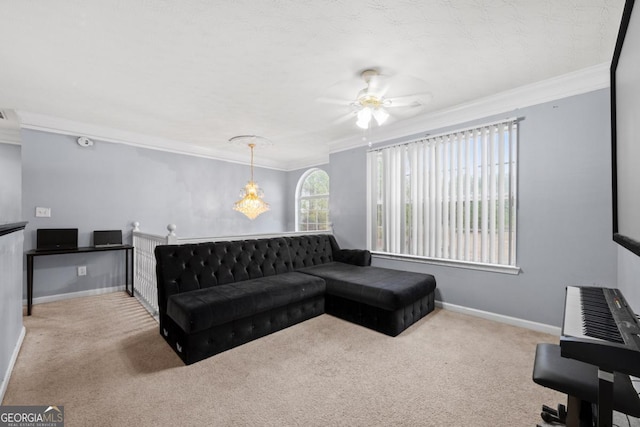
[322,76,365,98]
[316,96,353,106]
[380,73,431,97]
[387,92,433,107]
[387,99,421,108]
[330,112,358,126]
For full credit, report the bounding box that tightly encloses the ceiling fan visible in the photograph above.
[319,69,432,130]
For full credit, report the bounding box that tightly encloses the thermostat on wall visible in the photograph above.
[76,136,94,147]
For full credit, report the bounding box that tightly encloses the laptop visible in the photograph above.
[36,228,78,251]
[93,230,123,247]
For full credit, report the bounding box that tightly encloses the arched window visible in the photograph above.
[296,168,330,231]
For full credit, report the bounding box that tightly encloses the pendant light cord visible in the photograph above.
[249,143,255,182]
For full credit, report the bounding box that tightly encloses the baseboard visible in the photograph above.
[436,300,561,336]
[23,285,126,307]
[0,326,26,404]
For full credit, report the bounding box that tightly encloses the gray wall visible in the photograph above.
[329,89,618,327]
[618,247,640,310]
[21,129,288,299]
[0,142,23,402]
[0,143,22,223]
[328,147,367,249]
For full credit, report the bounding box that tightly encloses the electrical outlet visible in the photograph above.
[35,207,51,217]
[77,266,87,276]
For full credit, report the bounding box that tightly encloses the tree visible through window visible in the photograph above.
[296,168,330,231]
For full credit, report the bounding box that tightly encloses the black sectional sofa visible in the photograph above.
[155,234,436,364]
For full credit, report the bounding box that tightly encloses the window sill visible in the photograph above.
[370,251,521,275]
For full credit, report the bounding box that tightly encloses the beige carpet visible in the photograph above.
[2,292,582,426]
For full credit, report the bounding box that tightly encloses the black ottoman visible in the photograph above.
[299,262,436,336]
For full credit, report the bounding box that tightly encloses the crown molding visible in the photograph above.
[281,154,330,172]
[16,111,288,171]
[0,109,22,145]
[0,129,21,146]
[17,110,329,171]
[16,110,329,171]
[328,62,611,154]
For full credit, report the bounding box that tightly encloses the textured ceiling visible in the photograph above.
[0,0,625,169]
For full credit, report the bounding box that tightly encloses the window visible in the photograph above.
[296,168,330,231]
[366,119,518,268]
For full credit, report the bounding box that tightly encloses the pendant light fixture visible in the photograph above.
[229,135,271,220]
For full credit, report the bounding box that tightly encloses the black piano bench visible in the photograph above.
[532,343,640,426]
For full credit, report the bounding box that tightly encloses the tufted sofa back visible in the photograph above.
[155,237,293,314]
[284,234,339,269]
[155,234,343,315]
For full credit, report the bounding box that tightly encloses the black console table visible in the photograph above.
[25,245,134,316]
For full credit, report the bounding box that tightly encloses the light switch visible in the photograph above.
[35,207,51,217]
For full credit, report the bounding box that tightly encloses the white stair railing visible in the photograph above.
[131,222,332,320]
[132,222,176,319]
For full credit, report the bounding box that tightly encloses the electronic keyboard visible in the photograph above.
[561,286,640,377]
[560,286,640,427]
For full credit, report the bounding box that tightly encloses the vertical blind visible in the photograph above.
[366,119,518,266]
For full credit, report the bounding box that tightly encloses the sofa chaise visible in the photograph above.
[155,234,436,364]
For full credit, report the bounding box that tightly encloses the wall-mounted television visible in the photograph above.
[612,0,640,257]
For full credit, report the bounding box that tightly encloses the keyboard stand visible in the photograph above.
[596,369,614,427]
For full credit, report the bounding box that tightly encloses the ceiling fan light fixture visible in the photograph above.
[326,68,429,131]
[356,107,372,129]
[353,70,393,130]
[357,107,372,122]
[373,108,389,126]
[356,118,369,129]
[355,104,388,129]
